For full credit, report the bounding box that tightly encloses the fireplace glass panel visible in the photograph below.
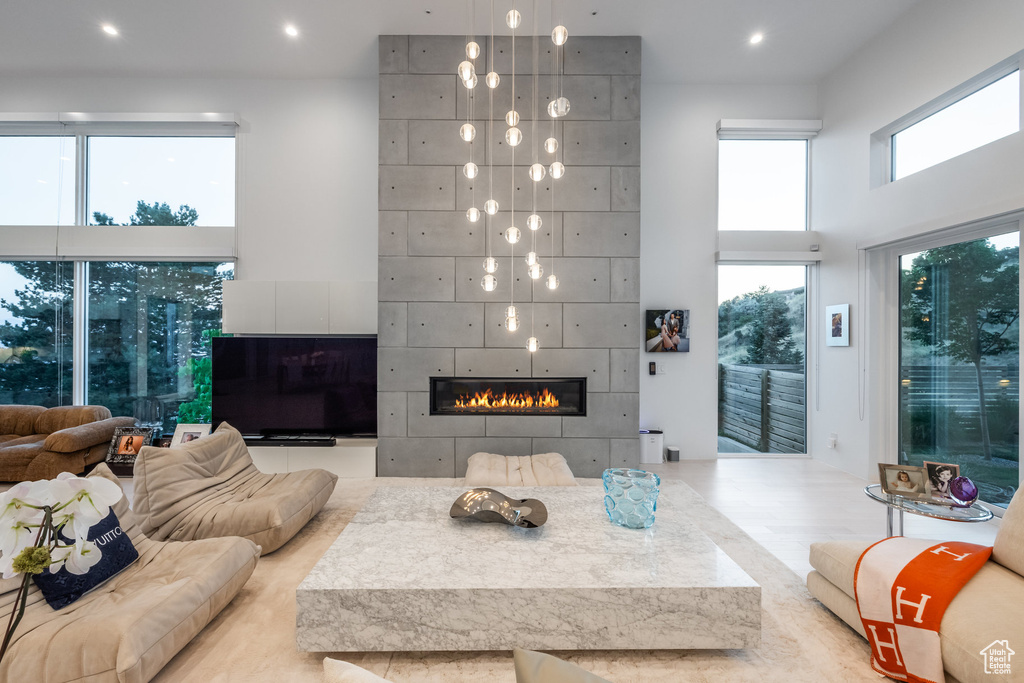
[430,377,586,416]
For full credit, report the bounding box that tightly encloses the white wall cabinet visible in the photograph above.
[223,280,376,334]
[248,440,377,478]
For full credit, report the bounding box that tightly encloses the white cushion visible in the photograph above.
[323,657,392,683]
[465,452,577,486]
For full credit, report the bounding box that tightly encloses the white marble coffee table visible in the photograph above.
[296,485,760,652]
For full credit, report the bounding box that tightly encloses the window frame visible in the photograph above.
[717,119,821,233]
[865,212,1024,517]
[0,114,239,406]
[870,53,1023,187]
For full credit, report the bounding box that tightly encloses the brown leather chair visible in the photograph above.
[0,405,136,480]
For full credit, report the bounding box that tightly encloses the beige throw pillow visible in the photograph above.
[513,648,612,683]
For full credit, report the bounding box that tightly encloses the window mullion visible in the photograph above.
[72,133,88,405]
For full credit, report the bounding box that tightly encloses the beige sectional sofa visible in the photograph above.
[0,405,136,480]
[0,463,260,683]
[808,488,1024,683]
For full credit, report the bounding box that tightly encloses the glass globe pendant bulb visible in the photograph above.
[505,315,520,332]
[549,161,565,179]
[526,214,542,231]
[481,274,497,292]
[466,41,481,59]
[505,127,522,147]
[506,9,521,29]
[506,305,518,318]
[458,61,475,81]
[505,110,519,127]
[486,71,500,88]
[504,226,521,244]
[462,73,478,89]
[482,256,498,274]
[547,97,571,118]
[525,251,538,266]
[460,123,476,142]
[526,336,539,353]
[544,137,558,154]
[551,25,568,46]
[529,163,546,181]
[466,207,481,222]
[546,274,559,290]
[528,262,543,279]
[484,199,499,215]
[463,162,478,179]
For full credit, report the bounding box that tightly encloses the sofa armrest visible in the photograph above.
[44,416,137,453]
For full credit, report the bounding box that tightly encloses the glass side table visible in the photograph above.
[864,484,993,537]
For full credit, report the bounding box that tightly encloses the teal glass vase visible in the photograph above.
[603,468,660,529]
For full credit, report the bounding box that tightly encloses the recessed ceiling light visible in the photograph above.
[750,32,764,45]
[101,24,118,36]
[284,24,299,37]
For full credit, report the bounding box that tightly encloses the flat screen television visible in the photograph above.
[212,336,377,438]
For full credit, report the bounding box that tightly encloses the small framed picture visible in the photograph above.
[878,464,930,500]
[645,309,690,352]
[826,304,850,347]
[923,461,961,501]
[106,427,154,475]
[170,423,212,447]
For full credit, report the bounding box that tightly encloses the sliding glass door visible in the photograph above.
[898,231,1020,507]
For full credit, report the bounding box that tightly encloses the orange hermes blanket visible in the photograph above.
[855,537,992,682]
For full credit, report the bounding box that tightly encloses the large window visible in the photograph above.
[899,232,1019,507]
[718,139,808,231]
[1,120,236,433]
[0,261,73,406]
[718,265,807,453]
[892,69,1020,181]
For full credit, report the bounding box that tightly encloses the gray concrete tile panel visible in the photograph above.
[379,36,409,74]
[379,256,455,302]
[408,392,486,437]
[379,166,456,211]
[379,74,456,120]
[378,211,409,256]
[531,348,610,393]
[408,211,485,257]
[378,437,455,477]
[609,348,640,393]
[407,302,484,347]
[610,257,640,303]
[563,37,641,75]
[377,348,455,392]
[562,393,640,438]
[532,437,610,478]
[562,303,640,348]
[377,302,408,347]
[377,392,408,437]
[562,212,640,257]
[455,348,532,376]
[562,121,640,166]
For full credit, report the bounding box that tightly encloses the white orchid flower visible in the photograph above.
[50,473,122,542]
[0,481,51,578]
[50,538,102,575]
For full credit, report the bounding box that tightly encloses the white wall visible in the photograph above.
[811,1,1024,479]
[640,83,818,458]
[0,76,379,283]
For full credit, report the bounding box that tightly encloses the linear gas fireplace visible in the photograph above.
[430,377,587,417]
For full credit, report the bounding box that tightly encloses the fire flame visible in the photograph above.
[454,388,560,410]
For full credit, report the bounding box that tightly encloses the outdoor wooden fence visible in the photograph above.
[718,364,805,453]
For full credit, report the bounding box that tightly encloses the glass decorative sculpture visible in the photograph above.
[603,468,660,529]
[450,488,547,528]
[949,476,979,507]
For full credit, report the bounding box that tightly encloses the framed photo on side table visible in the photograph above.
[825,304,850,346]
[878,464,930,500]
[170,423,212,447]
[106,427,154,476]
[923,461,961,502]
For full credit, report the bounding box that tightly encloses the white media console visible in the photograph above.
[248,439,377,478]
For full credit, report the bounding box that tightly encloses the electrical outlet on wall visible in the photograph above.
[827,433,838,449]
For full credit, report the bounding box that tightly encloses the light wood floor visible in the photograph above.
[646,457,1003,577]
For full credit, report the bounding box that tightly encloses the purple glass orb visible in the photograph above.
[949,476,979,507]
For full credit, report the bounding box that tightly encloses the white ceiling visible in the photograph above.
[1,0,920,84]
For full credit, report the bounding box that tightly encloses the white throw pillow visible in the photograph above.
[323,657,392,683]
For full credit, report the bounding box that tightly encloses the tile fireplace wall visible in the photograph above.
[377,35,641,477]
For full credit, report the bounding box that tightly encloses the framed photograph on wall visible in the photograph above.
[170,423,212,447]
[878,464,930,500]
[105,427,154,475]
[645,309,690,352]
[825,303,850,347]
[923,461,961,501]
